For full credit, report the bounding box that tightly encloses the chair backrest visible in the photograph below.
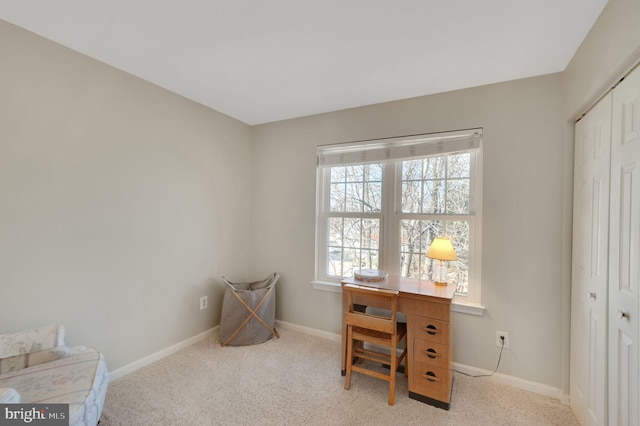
[344,284,400,335]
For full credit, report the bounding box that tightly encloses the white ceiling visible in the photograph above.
[0,1,608,125]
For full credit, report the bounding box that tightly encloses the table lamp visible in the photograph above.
[426,236,457,286]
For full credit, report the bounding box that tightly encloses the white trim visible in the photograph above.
[451,301,485,316]
[275,319,341,342]
[105,320,568,405]
[311,280,342,293]
[317,129,482,167]
[108,327,218,382]
[452,362,569,405]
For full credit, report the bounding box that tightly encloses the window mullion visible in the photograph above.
[381,162,399,274]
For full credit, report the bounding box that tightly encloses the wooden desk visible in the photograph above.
[341,275,456,409]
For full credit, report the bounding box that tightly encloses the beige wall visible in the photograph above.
[251,74,568,388]
[563,0,640,120]
[0,20,252,370]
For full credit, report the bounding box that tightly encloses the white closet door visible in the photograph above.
[570,92,611,426]
[609,66,640,426]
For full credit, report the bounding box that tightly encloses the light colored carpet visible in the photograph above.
[100,328,578,426]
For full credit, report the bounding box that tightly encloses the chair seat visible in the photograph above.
[352,323,407,342]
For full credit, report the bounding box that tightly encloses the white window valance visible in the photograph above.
[317,128,482,167]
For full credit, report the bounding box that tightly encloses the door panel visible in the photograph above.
[570,93,611,426]
[609,66,640,426]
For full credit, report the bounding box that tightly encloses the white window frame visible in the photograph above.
[312,129,484,313]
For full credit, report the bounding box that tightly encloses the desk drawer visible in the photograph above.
[414,339,449,368]
[412,361,452,403]
[413,316,450,345]
[418,300,450,321]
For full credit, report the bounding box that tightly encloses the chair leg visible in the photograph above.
[388,343,397,406]
[344,327,353,390]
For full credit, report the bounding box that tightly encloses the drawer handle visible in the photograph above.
[425,348,439,359]
[424,371,441,382]
[425,324,439,335]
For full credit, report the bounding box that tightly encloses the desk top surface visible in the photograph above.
[341,275,456,301]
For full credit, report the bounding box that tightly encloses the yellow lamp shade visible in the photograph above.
[426,237,458,261]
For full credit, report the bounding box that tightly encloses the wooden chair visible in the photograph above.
[343,284,407,405]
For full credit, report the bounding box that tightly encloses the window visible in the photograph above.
[315,129,482,306]
[326,164,382,277]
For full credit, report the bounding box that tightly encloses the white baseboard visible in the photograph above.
[452,362,569,405]
[107,321,569,406]
[275,320,341,342]
[109,326,218,382]
[277,320,569,404]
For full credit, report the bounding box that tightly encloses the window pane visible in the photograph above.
[402,181,421,213]
[364,164,382,212]
[400,220,443,279]
[402,153,472,215]
[329,164,382,213]
[359,249,379,270]
[324,164,384,278]
[401,219,469,292]
[447,153,471,178]
[423,180,446,213]
[400,251,422,279]
[362,218,379,250]
[343,248,358,277]
[424,220,444,245]
[329,217,343,246]
[364,182,382,212]
[330,183,345,212]
[402,159,422,180]
[400,220,427,253]
[343,218,361,248]
[345,165,363,182]
[327,247,342,276]
[446,178,470,214]
[326,216,380,278]
[423,157,446,179]
[345,182,363,212]
[331,167,346,183]
[400,220,476,294]
[446,221,470,295]
[398,153,473,293]
[367,163,383,181]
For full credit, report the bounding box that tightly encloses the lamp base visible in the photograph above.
[431,261,448,285]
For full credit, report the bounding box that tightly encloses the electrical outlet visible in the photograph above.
[200,296,208,310]
[496,331,510,348]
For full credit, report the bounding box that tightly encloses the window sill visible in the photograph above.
[311,280,485,316]
[451,301,485,316]
[311,280,342,293]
